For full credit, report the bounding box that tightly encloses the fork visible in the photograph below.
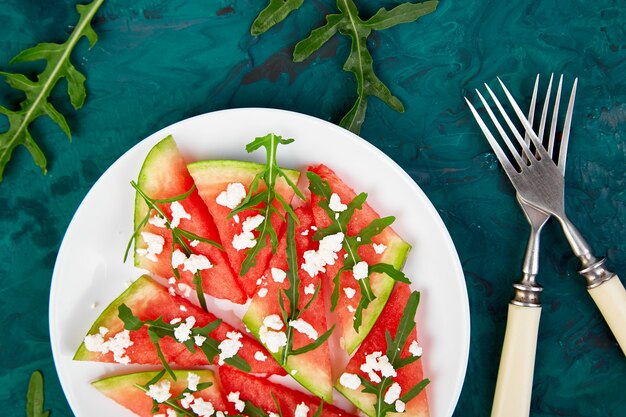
[467,77,626,359]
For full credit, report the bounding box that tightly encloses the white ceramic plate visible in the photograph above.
[50,108,470,417]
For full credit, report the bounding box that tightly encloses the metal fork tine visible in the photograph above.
[558,78,577,173]
[497,78,549,158]
[537,74,554,143]
[523,75,540,164]
[547,75,564,158]
[465,97,518,177]
[475,89,527,169]
[485,83,535,162]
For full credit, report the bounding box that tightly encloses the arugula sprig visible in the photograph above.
[118,303,251,380]
[307,172,410,331]
[135,370,215,417]
[26,371,49,417]
[277,216,335,366]
[230,133,304,277]
[251,0,305,36]
[358,291,429,417]
[126,182,223,311]
[0,0,104,182]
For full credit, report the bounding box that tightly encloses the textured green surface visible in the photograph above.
[0,0,624,416]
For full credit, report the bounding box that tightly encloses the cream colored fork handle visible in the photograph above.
[491,304,541,417]
[588,275,626,355]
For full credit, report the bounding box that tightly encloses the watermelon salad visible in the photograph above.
[75,133,430,417]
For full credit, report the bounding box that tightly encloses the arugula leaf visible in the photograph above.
[0,0,104,182]
[251,0,305,36]
[26,371,49,417]
[231,133,304,277]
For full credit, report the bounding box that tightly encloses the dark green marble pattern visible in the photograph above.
[0,0,624,416]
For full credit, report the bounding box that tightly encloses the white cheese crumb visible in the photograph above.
[343,287,356,299]
[384,382,401,404]
[168,286,176,296]
[271,268,287,283]
[311,225,317,231]
[139,232,164,262]
[263,314,284,330]
[409,340,423,357]
[172,249,186,269]
[295,402,310,417]
[360,351,383,383]
[218,331,243,365]
[170,201,192,228]
[168,277,176,285]
[181,392,195,409]
[216,183,246,209]
[233,214,240,223]
[269,413,279,417]
[216,412,226,417]
[291,370,298,376]
[344,253,348,259]
[256,277,264,285]
[258,287,268,298]
[178,283,193,298]
[378,355,397,378]
[191,397,215,417]
[329,193,347,212]
[190,239,200,247]
[187,372,200,391]
[301,232,344,278]
[180,305,187,312]
[243,214,265,231]
[339,373,361,390]
[356,237,361,242]
[395,400,406,413]
[232,231,256,251]
[352,261,369,280]
[289,319,318,340]
[167,409,177,417]
[146,379,171,403]
[254,351,267,362]
[347,305,356,313]
[84,329,133,364]
[301,229,309,236]
[259,315,287,353]
[170,317,182,324]
[174,316,196,342]
[194,335,207,346]
[304,284,316,295]
[227,392,245,413]
[148,215,167,228]
[373,243,387,254]
[99,326,108,336]
[183,254,213,274]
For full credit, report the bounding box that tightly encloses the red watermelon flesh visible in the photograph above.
[336,283,429,417]
[219,366,358,417]
[308,164,411,354]
[243,205,334,401]
[92,370,235,417]
[134,136,246,304]
[188,160,301,298]
[74,275,284,376]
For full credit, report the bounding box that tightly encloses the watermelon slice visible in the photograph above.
[308,164,411,354]
[134,136,246,304]
[335,283,429,417]
[219,366,358,417]
[93,370,234,417]
[74,275,284,375]
[188,160,300,297]
[242,205,334,401]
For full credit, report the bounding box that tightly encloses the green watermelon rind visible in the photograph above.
[73,275,156,361]
[92,369,215,391]
[242,308,334,403]
[187,159,300,184]
[345,237,411,355]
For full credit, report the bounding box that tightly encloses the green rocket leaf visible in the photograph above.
[251,0,305,35]
[0,0,104,182]
[26,371,49,417]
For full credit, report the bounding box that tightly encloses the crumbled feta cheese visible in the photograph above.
[170,201,191,228]
[149,215,167,228]
[409,340,423,357]
[218,331,243,365]
[194,335,207,346]
[183,254,213,274]
[304,284,316,295]
[384,382,401,404]
[167,409,177,417]
[373,243,387,254]
[146,380,171,403]
[216,183,246,209]
[84,329,134,365]
[256,277,264,285]
[178,283,193,298]
[301,229,309,236]
[343,287,356,299]
[347,305,356,313]
[227,392,245,412]
[216,412,226,417]
[339,373,361,390]
[180,305,187,312]
[258,287,268,298]
[191,397,215,417]
[295,402,310,417]
[187,372,200,391]
[360,351,383,383]
[232,231,256,251]
[395,400,406,413]
[289,319,318,340]
[352,261,369,280]
[99,326,108,336]
[169,286,177,296]
[311,225,317,231]
[174,316,196,342]
[190,239,200,247]
[243,214,265,232]
[269,413,279,417]
[291,370,298,376]
[329,193,347,212]
[378,355,397,378]
[259,324,287,353]
[233,214,240,223]
[168,277,176,285]
[263,314,284,330]
[170,317,182,324]
[254,351,267,362]
[301,232,344,277]
[270,268,287,283]
[356,237,361,242]
[139,232,165,262]
[172,249,186,269]
[181,392,195,409]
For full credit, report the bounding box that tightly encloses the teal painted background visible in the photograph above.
[0,0,624,416]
